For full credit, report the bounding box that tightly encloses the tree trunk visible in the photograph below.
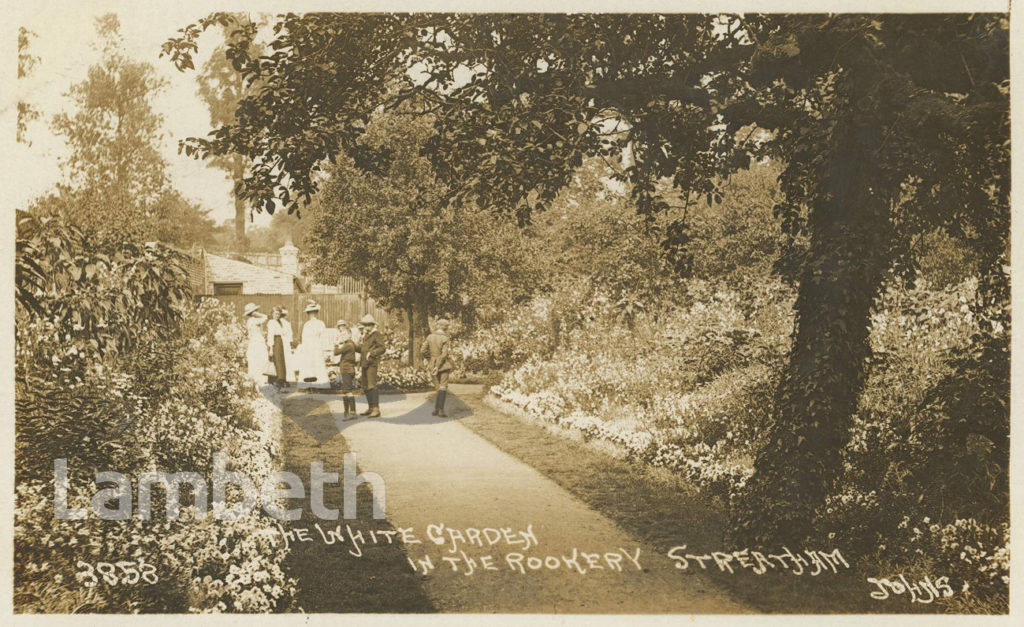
[232,157,248,250]
[730,105,892,547]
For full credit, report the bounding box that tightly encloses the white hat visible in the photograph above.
[359,313,377,326]
[336,319,349,328]
[243,303,260,316]
[304,301,321,313]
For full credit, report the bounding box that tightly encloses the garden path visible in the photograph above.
[280,384,751,613]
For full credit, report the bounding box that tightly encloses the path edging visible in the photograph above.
[483,393,638,462]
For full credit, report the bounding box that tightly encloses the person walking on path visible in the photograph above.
[297,300,330,389]
[243,302,269,386]
[421,318,454,417]
[332,320,359,418]
[358,313,386,417]
[266,307,289,390]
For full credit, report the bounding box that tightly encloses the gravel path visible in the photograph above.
[281,385,750,613]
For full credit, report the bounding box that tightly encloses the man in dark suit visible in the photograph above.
[358,314,386,417]
[420,318,453,417]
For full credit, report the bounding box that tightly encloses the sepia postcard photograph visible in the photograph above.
[1,0,1017,622]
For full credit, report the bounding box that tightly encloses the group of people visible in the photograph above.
[243,299,388,419]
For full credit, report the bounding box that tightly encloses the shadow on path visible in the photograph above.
[275,386,436,612]
[261,385,472,445]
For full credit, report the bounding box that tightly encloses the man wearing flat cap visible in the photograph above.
[357,313,386,417]
[421,318,453,417]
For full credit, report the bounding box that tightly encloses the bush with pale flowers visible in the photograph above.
[482,271,1006,610]
[15,219,297,613]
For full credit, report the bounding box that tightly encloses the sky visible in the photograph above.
[7,3,275,227]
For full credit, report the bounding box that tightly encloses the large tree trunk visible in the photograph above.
[731,105,892,547]
[232,158,248,249]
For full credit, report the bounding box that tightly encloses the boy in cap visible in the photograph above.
[420,318,453,417]
[357,313,386,417]
[332,320,359,417]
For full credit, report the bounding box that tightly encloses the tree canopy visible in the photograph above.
[304,108,539,362]
[55,14,170,241]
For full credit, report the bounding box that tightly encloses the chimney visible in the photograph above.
[279,236,299,276]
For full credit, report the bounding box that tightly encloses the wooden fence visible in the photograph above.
[201,293,392,329]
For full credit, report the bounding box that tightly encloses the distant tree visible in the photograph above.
[17,27,41,145]
[194,14,263,249]
[148,190,219,249]
[245,210,308,253]
[52,14,169,243]
[679,160,795,284]
[530,157,679,327]
[304,109,535,364]
[26,189,217,253]
[206,219,241,252]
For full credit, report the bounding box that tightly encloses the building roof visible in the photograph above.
[204,252,306,294]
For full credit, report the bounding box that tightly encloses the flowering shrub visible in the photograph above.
[487,279,792,504]
[16,302,297,613]
[380,328,409,362]
[453,294,557,374]
[15,485,293,613]
[15,212,190,382]
[890,516,1009,609]
[380,360,435,391]
[813,278,1008,606]
[15,221,297,614]
[485,274,1007,610]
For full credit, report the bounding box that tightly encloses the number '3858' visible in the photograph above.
[76,559,158,586]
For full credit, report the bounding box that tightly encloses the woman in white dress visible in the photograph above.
[243,302,269,385]
[297,300,330,388]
